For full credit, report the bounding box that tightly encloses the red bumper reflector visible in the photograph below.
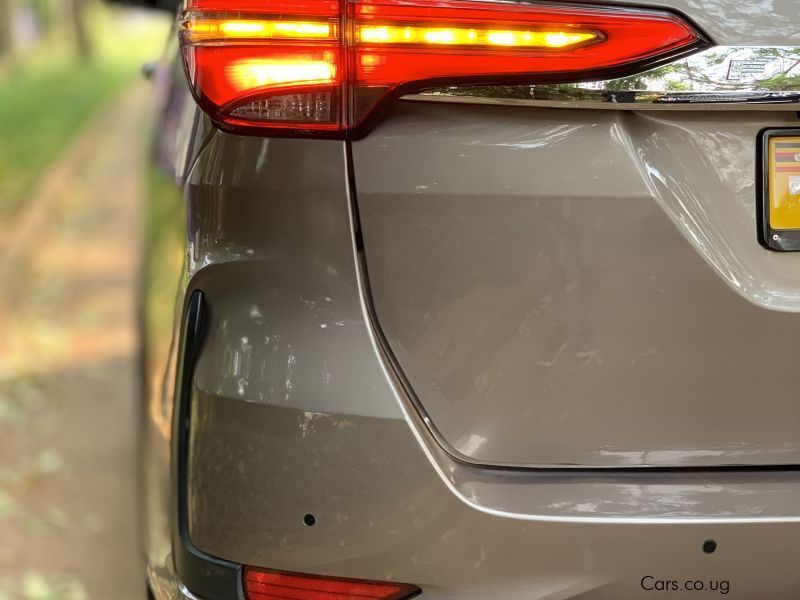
[242,567,420,600]
[180,0,708,138]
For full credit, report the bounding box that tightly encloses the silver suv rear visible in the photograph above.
[138,0,800,598]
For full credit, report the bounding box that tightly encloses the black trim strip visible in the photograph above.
[171,290,244,600]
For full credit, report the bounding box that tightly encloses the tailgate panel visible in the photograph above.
[352,103,800,468]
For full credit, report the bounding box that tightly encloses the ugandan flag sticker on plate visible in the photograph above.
[758,129,800,251]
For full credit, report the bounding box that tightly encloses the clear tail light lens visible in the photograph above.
[242,566,420,599]
[180,0,708,138]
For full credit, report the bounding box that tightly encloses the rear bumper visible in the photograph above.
[185,385,800,598]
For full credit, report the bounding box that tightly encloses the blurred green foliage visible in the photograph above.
[0,3,170,217]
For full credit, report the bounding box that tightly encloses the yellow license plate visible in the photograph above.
[759,129,800,251]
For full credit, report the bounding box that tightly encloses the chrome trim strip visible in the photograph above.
[407,46,800,110]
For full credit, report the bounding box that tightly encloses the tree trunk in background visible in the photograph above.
[69,0,91,62]
[0,0,13,64]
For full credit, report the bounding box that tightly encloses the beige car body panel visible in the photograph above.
[175,131,800,599]
[353,104,800,468]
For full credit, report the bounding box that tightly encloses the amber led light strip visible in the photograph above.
[184,15,600,50]
[183,16,339,42]
[356,24,599,48]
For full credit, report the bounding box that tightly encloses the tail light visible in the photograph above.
[180,0,707,138]
[242,566,420,599]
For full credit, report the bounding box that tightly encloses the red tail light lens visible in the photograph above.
[242,566,420,599]
[180,0,707,138]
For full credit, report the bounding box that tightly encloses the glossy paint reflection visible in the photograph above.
[418,46,800,108]
[186,135,402,419]
[353,102,800,469]
[141,48,213,584]
[179,122,800,600]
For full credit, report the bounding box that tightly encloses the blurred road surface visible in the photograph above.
[0,82,151,599]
